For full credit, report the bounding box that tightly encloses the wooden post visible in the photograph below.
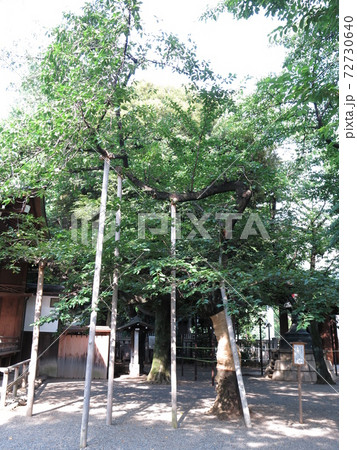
[13,367,19,397]
[259,319,263,376]
[220,282,252,428]
[292,342,305,425]
[181,334,184,377]
[170,200,178,429]
[80,158,110,448]
[211,334,215,386]
[106,173,122,425]
[22,362,28,389]
[194,341,197,381]
[1,369,9,408]
[26,260,46,417]
[298,365,303,424]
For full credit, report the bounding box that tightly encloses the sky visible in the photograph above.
[0,0,286,118]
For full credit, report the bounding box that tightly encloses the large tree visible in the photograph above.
[0,0,338,421]
[211,0,339,386]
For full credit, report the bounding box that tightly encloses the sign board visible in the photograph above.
[292,342,305,366]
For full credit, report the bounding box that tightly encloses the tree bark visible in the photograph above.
[309,319,335,385]
[279,306,289,335]
[209,310,243,419]
[206,185,252,421]
[147,298,171,383]
[309,250,335,385]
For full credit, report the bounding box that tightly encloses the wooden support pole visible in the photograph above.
[80,158,110,448]
[220,282,252,428]
[259,319,264,376]
[26,260,46,417]
[106,173,122,425]
[170,201,178,429]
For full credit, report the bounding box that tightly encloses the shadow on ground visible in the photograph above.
[0,366,338,450]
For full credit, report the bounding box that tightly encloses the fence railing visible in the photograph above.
[0,359,31,408]
[0,336,20,356]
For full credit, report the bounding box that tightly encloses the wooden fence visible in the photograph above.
[0,336,20,357]
[0,359,31,408]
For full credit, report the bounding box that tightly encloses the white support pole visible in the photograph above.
[80,158,110,448]
[220,281,252,428]
[26,260,45,417]
[170,201,178,429]
[106,173,122,425]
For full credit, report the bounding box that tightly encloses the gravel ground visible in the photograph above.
[0,369,339,450]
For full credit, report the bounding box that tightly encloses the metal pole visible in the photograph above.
[26,260,45,417]
[220,282,251,428]
[106,173,122,425]
[80,158,110,448]
[170,201,178,429]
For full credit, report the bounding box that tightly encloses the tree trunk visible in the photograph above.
[279,306,289,335]
[309,320,335,385]
[309,250,335,385]
[147,298,171,383]
[209,310,243,419]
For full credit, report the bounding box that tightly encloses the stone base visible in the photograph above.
[129,362,140,377]
[271,350,317,382]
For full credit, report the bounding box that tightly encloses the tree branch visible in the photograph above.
[119,168,252,205]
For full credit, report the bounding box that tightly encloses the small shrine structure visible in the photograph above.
[266,322,317,382]
[117,316,153,377]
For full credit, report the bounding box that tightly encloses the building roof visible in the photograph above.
[117,315,153,331]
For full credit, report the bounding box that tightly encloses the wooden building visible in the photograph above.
[0,196,46,366]
[1,196,111,380]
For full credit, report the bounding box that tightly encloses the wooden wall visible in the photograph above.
[58,329,110,379]
[0,295,26,337]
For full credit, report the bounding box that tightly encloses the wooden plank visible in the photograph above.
[0,296,25,337]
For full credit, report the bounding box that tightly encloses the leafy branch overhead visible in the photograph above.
[0,0,338,335]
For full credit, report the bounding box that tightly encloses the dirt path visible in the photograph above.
[0,372,338,449]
